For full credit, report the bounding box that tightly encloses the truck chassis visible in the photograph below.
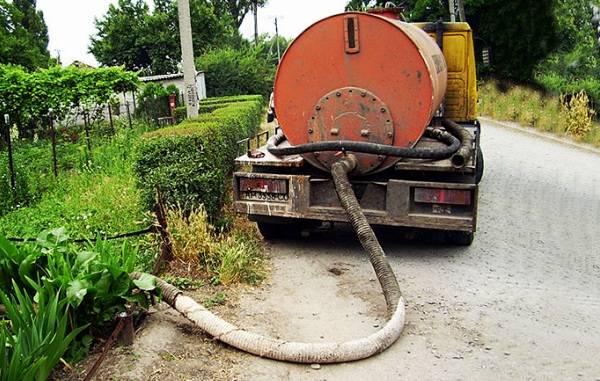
[234,122,482,245]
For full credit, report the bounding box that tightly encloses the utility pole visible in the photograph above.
[457,0,466,22]
[178,0,198,118]
[253,0,259,44]
[275,17,281,63]
[449,0,466,22]
[448,0,456,22]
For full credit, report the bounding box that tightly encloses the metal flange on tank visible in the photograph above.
[307,87,394,174]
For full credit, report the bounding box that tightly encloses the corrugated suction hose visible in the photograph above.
[132,155,406,364]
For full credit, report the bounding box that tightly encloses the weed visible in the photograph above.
[161,275,203,290]
[559,91,596,137]
[479,79,600,147]
[166,205,264,286]
[203,292,227,308]
[159,350,178,362]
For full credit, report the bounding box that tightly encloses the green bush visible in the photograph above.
[174,106,187,122]
[0,230,157,360]
[197,48,274,97]
[134,96,264,218]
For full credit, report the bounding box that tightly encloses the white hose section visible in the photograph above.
[155,155,407,363]
[173,294,406,363]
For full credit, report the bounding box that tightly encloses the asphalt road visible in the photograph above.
[230,119,600,380]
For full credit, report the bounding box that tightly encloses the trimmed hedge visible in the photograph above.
[133,95,265,218]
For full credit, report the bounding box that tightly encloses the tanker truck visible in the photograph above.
[233,9,483,245]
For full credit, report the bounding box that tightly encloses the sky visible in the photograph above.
[37,0,348,67]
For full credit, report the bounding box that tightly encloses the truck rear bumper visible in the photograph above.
[233,172,478,233]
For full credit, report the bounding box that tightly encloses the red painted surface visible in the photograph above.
[367,7,402,19]
[274,12,447,174]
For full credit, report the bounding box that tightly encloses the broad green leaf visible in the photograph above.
[133,273,156,291]
[76,251,97,265]
[0,235,18,259]
[66,280,88,307]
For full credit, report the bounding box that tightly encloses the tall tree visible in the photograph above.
[13,0,48,56]
[465,0,559,80]
[344,0,561,80]
[90,0,235,74]
[536,0,600,100]
[0,0,50,69]
[210,0,267,28]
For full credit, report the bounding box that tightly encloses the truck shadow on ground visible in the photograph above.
[264,222,470,259]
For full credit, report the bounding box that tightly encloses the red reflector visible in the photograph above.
[414,188,471,206]
[239,178,288,194]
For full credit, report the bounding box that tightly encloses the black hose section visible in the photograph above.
[267,127,460,160]
[440,118,474,168]
[331,155,402,317]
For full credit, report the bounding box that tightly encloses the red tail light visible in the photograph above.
[414,188,471,206]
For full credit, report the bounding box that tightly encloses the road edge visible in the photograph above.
[479,116,600,156]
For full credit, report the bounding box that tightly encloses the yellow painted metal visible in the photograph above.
[413,22,478,122]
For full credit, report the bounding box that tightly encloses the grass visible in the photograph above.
[0,120,159,271]
[478,79,600,147]
[0,122,154,238]
[0,171,148,238]
[166,205,265,286]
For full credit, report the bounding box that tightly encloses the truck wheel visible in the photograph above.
[446,231,474,246]
[257,222,285,240]
[475,147,484,184]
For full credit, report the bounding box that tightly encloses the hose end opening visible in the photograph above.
[451,154,466,168]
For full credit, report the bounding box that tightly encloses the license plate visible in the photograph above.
[239,191,290,202]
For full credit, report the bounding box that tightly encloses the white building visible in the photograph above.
[119,71,207,109]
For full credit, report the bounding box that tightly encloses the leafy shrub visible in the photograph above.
[197,48,274,97]
[0,282,86,381]
[478,80,560,131]
[135,83,181,123]
[559,91,596,138]
[174,106,187,122]
[200,95,262,105]
[0,229,157,358]
[133,95,264,218]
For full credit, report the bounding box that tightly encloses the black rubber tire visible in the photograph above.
[446,230,474,246]
[256,222,285,240]
[475,147,484,184]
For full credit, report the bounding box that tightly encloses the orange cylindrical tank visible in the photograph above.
[274,12,447,174]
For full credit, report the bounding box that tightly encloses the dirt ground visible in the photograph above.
[66,120,600,380]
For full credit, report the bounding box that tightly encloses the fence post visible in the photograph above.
[4,114,17,202]
[48,111,58,177]
[83,110,93,161]
[126,101,132,129]
[107,103,115,135]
